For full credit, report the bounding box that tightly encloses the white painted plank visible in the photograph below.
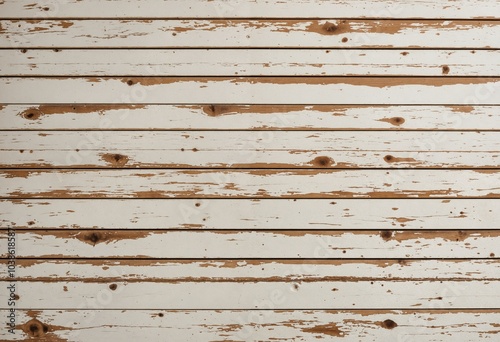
[2,49,499,76]
[6,259,499,282]
[3,280,500,309]
[1,105,497,130]
[2,131,498,169]
[1,230,498,258]
[1,199,498,230]
[1,0,499,19]
[1,169,498,198]
[4,310,500,341]
[1,77,499,104]
[2,20,499,48]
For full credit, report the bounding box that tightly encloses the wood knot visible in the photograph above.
[203,104,231,117]
[21,108,42,120]
[380,230,393,241]
[22,318,49,338]
[442,65,450,75]
[102,153,129,166]
[87,232,102,245]
[381,319,397,329]
[384,155,394,163]
[391,117,405,126]
[311,156,334,168]
[109,284,117,291]
[322,22,338,34]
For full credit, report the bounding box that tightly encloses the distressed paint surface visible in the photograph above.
[2,49,499,76]
[1,0,499,340]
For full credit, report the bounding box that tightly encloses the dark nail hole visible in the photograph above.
[43,7,49,11]
[53,48,61,52]
[28,221,35,226]
[14,294,20,300]
[109,284,117,291]
[195,203,201,207]
[127,80,134,86]
[311,156,334,167]
[158,313,164,317]
[442,65,450,75]
[490,253,495,257]
[21,49,28,54]
[380,230,393,241]
[192,148,198,152]
[29,324,39,334]
[341,37,348,43]
[88,232,100,244]
[384,155,394,162]
[381,319,398,329]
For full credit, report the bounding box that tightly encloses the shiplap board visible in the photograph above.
[5,259,499,282]
[1,131,498,169]
[2,280,500,309]
[2,49,499,76]
[1,20,500,48]
[1,77,499,104]
[1,169,498,198]
[2,0,499,19]
[2,105,497,131]
[1,199,498,229]
[1,230,498,258]
[4,310,500,341]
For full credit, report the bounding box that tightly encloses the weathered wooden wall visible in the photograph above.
[0,0,499,340]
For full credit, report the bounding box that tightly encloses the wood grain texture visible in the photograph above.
[2,49,499,76]
[2,280,500,309]
[1,230,498,258]
[1,131,498,169]
[3,310,500,341]
[1,169,499,199]
[2,0,499,19]
[6,259,499,282]
[1,77,499,104]
[1,20,499,48]
[1,199,498,230]
[2,105,496,131]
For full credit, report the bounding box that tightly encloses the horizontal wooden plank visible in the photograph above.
[2,19,500,49]
[3,310,500,341]
[7,309,500,342]
[1,20,500,48]
[1,77,499,104]
[1,230,498,258]
[1,105,497,130]
[2,131,498,169]
[2,0,499,19]
[2,49,499,76]
[5,259,498,282]
[1,169,498,199]
[2,280,500,309]
[1,199,498,230]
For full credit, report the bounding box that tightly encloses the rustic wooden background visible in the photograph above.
[1,0,499,340]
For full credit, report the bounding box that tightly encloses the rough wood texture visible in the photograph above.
[1,169,499,199]
[1,199,497,229]
[1,20,499,48]
[1,77,499,104]
[2,49,499,76]
[3,310,500,341]
[2,0,499,19]
[2,229,499,259]
[1,131,498,168]
[1,0,499,340]
[2,105,496,131]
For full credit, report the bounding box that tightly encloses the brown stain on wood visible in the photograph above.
[306,20,351,35]
[310,156,335,168]
[378,117,405,126]
[302,323,345,337]
[19,104,146,119]
[101,153,130,167]
[108,77,496,88]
